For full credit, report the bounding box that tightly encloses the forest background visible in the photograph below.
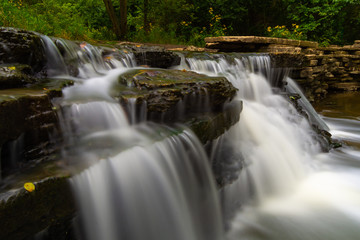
[1,0,360,46]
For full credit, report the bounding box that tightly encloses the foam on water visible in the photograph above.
[182,54,360,240]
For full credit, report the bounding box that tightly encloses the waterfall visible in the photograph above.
[46,40,224,240]
[41,35,136,78]
[40,35,69,76]
[180,55,321,199]
[45,39,360,240]
[71,127,223,240]
[181,55,360,240]
[286,77,329,131]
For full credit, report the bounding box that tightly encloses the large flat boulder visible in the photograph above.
[205,36,318,52]
[116,68,238,121]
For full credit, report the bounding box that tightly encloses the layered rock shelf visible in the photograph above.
[116,69,240,143]
[0,28,243,239]
[205,36,360,101]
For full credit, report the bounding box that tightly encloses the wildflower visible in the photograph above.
[267,26,271,32]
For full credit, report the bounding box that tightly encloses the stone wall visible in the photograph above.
[205,36,360,102]
[287,43,360,102]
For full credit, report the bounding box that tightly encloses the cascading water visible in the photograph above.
[43,36,360,240]
[179,55,360,240]
[47,41,223,240]
[180,56,320,198]
[71,127,223,240]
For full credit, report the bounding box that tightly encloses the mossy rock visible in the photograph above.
[187,100,243,144]
[0,64,38,89]
[0,176,75,240]
[117,69,237,121]
[0,89,62,177]
[0,28,46,74]
[0,90,57,144]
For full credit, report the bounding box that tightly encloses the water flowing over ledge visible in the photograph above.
[0,28,359,240]
[205,36,360,102]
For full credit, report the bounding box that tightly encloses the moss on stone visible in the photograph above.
[0,176,75,240]
[117,69,237,116]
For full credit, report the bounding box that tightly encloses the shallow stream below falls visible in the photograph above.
[1,38,360,240]
[183,57,360,240]
[226,91,360,240]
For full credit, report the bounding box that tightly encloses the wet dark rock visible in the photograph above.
[269,53,305,68]
[0,64,37,89]
[0,92,57,145]
[287,93,337,151]
[0,28,46,74]
[207,135,244,188]
[134,51,181,68]
[0,90,60,176]
[188,100,242,144]
[117,69,238,123]
[115,44,181,68]
[0,176,76,240]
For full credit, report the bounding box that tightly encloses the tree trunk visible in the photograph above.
[144,0,149,34]
[103,0,122,39]
[119,0,127,38]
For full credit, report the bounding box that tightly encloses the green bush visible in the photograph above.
[1,0,360,46]
[266,24,306,41]
[0,0,115,41]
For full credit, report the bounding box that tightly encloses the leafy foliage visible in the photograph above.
[0,0,114,40]
[1,0,360,46]
[266,24,306,40]
[283,0,353,45]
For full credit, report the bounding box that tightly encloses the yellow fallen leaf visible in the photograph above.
[24,182,35,192]
[8,66,16,70]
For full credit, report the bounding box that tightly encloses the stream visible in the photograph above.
[2,37,360,240]
[60,49,360,240]
[179,57,360,240]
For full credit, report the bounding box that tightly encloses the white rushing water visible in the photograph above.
[47,38,360,240]
[50,42,223,240]
[179,55,360,240]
